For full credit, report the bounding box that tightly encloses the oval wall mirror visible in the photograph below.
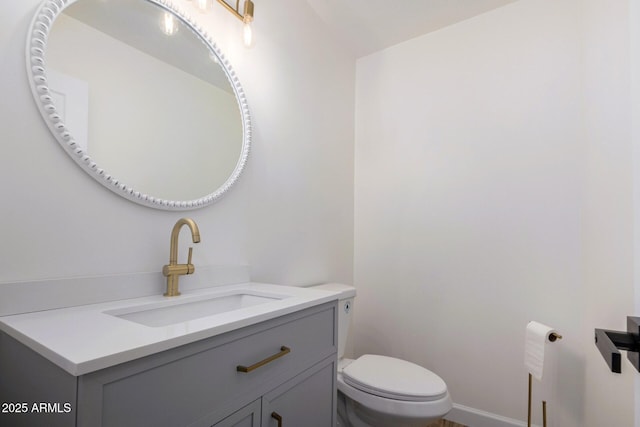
[26,0,251,210]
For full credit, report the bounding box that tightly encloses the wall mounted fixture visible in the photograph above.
[595,316,640,373]
[187,0,255,47]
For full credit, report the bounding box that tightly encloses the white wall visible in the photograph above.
[633,0,640,422]
[0,1,353,288]
[354,0,635,425]
[583,1,635,425]
[244,0,355,285]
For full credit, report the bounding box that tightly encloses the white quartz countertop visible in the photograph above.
[0,283,338,376]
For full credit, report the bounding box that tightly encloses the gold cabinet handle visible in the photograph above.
[271,412,283,427]
[236,346,291,373]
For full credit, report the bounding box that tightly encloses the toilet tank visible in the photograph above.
[310,283,356,359]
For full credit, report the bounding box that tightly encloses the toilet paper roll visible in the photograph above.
[525,321,558,380]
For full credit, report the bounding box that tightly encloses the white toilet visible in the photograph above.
[312,283,452,427]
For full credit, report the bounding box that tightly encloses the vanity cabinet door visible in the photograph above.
[262,357,336,427]
[211,399,261,427]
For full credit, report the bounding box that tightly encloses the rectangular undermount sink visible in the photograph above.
[105,291,286,327]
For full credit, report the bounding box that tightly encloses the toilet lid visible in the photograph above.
[342,355,448,402]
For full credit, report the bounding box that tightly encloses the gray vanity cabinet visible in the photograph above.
[211,399,261,427]
[213,358,335,427]
[0,301,337,427]
[262,358,335,427]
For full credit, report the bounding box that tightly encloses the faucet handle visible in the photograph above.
[186,247,196,275]
[187,247,193,265]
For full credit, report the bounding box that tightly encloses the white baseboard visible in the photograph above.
[446,403,540,427]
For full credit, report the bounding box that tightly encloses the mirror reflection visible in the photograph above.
[44,0,245,203]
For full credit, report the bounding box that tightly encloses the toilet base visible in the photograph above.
[337,390,445,427]
[337,392,349,427]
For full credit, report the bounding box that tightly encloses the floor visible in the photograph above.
[425,420,467,427]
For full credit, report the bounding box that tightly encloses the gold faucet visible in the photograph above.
[162,218,201,297]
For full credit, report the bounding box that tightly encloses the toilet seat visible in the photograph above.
[342,355,448,402]
[337,371,452,422]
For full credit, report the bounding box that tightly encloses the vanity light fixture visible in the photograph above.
[185,0,255,47]
[215,0,255,47]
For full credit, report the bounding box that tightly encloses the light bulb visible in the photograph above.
[161,12,178,36]
[243,21,253,47]
[242,0,254,47]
